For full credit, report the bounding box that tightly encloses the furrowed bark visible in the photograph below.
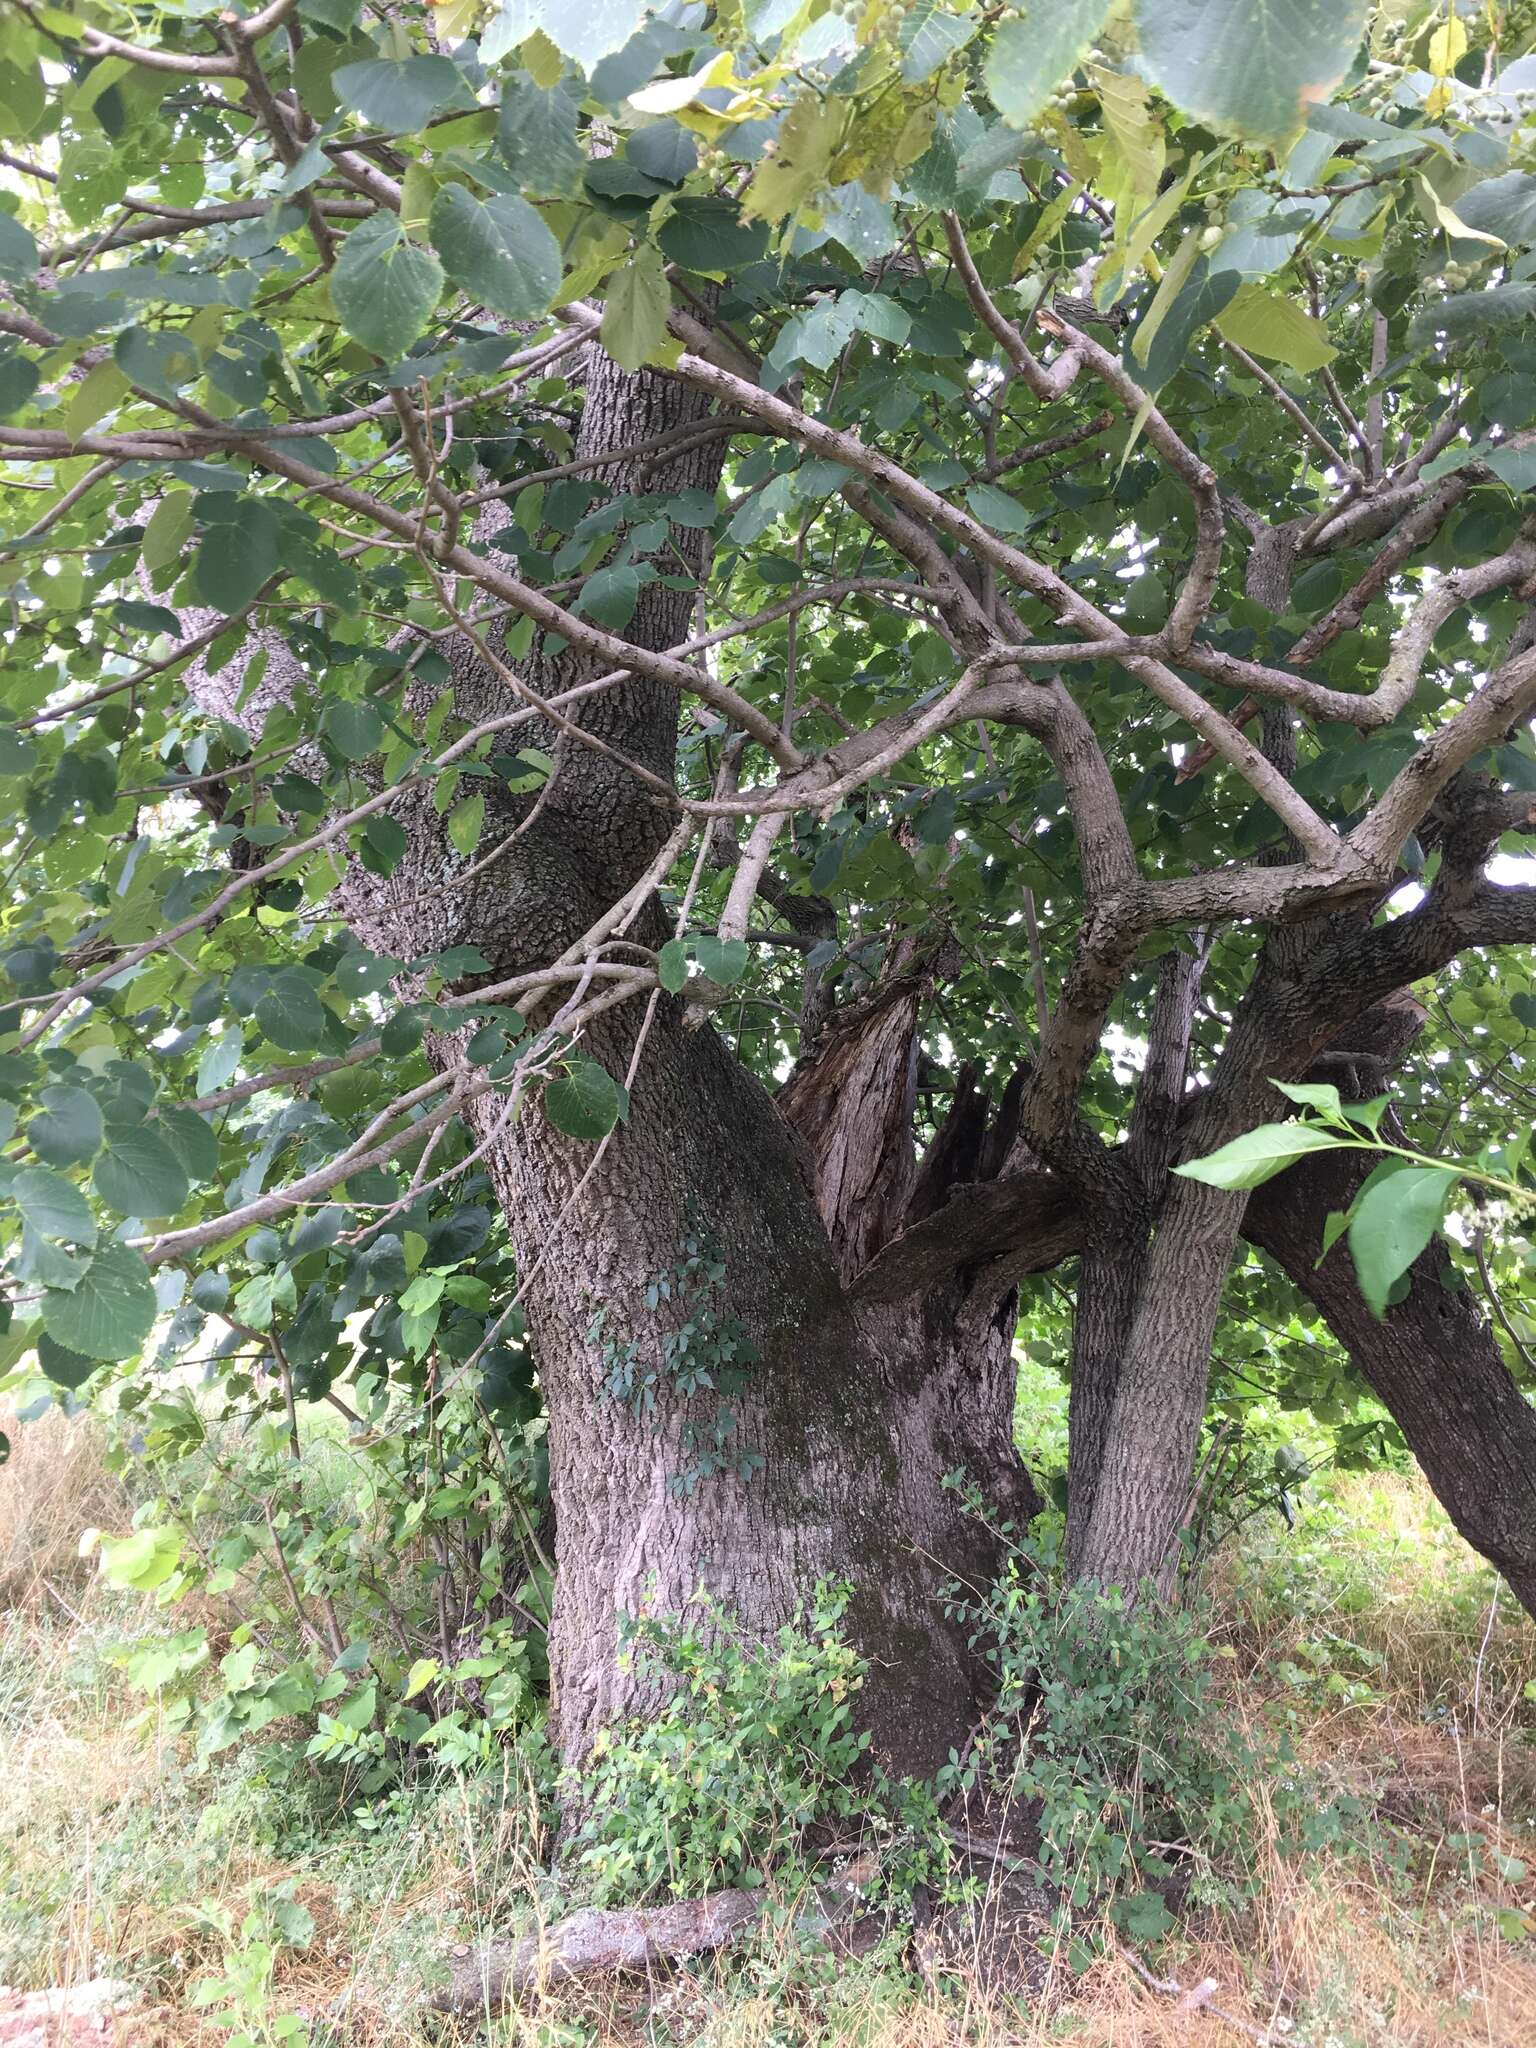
[1248,1147,1536,1621]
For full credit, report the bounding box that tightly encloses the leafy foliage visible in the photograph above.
[939,1485,1365,1927]
[569,1584,873,1904]
[0,0,1534,1774]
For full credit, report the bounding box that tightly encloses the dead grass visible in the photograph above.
[0,1403,136,1617]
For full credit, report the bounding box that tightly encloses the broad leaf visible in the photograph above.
[601,247,671,371]
[1347,1161,1457,1319]
[986,2,1113,133]
[658,199,770,274]
[93,1127,191,1219]
[0,211,38,282]
[1214,284,1337,371]
[42,1242,157,1361]
[497,78,585,197]
[331,215,444,361]
[194,497,281,614]
[545,1059,628,1140]
[27,1085,104,1168]
[322,698,386,762]
[693,936,750,986]
[331,57,474,132]
[254,971,328,1052]
[1135,0,1369,145]
[1174,1122,1352,1191]
[429,186,562,318]
[7,1163,97,1243]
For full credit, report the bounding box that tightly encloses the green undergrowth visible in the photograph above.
[1,1413,1533,2048]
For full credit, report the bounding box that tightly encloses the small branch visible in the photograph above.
[1221,340,1355,477]
[1121,1944,1313,2048]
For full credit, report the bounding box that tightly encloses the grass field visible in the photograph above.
[2,1402,1534,2047]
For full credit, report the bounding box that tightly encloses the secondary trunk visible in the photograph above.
[1248,1146,1536,1619]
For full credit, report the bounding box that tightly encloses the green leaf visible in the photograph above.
[1409,285,1536,351]
[254,970,328,1052]
[600,246,671,371]
[1455,171,1536,249]
[1135,0,1370,146]
[114,326,200,402]
[448,792,486,859]
[331,214,444,362]
[335,952,402,999]
[27,1085,104,1168]
[657,938,689,994]
[965,481,1037,535]
[1173,1121,1353,1191]
[141,489,193,575]
[194,496,281,614]
[157,1107,219,1185]
[533,0,649,73]
[497,78,585,198]
[42,1241,157,1361]
[1116,1888,1175,1941]
[545,1059,628,1140]
[93,1127,190,1219]
[37,1331,97,1391]
[197,1027,243,1096]
[657,198,770,274]
[403,1656,440,1700]
[7,1164,97,1243]
[1347,1161,1457,1319]
[331,56,474,132]
[0,211,38,283]
[692,936,750,986]
[429,186,562,318]
[819,184,899,263]
[899,0,976,84]
[362,814,408,875]
[1214,283,1338,371]
[627,122,697,187]
[322,697,385,761]
[1269,1080,1345,1121]
[98,1524,183,1591]
[985,2,1113,133]
[0,352,38,418]
[577,563,641,630]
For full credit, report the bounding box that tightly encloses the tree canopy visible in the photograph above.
[1,0,1535,1686]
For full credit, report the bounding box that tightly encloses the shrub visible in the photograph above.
[568,1583,873,1905]
[939,1487,1361,1936]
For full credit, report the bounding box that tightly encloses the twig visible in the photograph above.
[1471,1573,1502,1736]
[1121,1943,1312,2047]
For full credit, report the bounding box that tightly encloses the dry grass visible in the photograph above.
[3,1417,1534,2046]
[0,1403,136,1616]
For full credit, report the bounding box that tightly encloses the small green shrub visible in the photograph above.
[567,1583,873,1905]
[939,1484,1364,1931]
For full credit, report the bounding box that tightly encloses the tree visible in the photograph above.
[1,0,1535,1784]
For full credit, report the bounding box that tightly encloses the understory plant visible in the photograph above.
[567,1582,876,1906]
[940,1483,1362,1942]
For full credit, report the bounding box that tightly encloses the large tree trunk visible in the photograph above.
[327,349,1045,1777]
[476,984,1034,1775]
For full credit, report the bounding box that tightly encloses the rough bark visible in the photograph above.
[330,351,1045,1777]
[1247,1150,1536,1619]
